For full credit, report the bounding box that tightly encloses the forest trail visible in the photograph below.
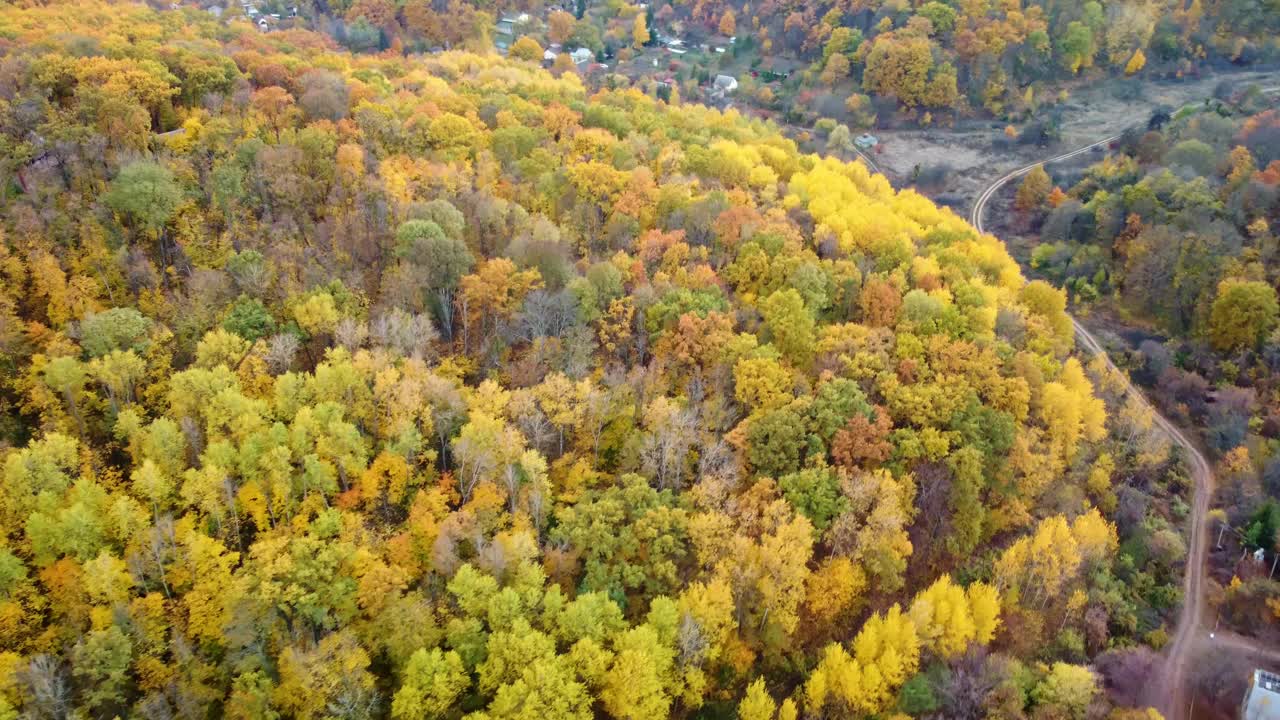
[966,106,1275,718]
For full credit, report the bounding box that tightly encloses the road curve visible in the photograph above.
[969,139,1214,720]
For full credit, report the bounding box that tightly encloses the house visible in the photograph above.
[543,48,558,63]
[709,74,737,103]
[713,74,737,92]
[571,47,593,65]
[1242,670,1280,720]
[855,134,879,150]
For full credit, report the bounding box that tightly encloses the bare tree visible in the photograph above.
[19,654,71,720]
[265,333,300,374]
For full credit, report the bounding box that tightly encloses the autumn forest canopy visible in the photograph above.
[0,1,1208,719]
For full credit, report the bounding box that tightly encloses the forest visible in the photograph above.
[0,1,1210,719]
[290,0,1280,127]
[1018,89,1280,650]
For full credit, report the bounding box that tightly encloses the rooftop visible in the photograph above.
[1261,670,1280,693]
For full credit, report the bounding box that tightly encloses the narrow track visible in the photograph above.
[970,136,1214,720]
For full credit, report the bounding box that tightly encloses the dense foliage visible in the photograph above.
[307,0,1280,126]
[1020,94,1280,644]
[0,2,1183,718]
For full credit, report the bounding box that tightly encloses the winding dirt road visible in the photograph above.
[969,138,1219,720]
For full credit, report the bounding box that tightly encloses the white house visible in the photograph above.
[544,48,558,62]
[713,74,737,92]
[571,47,593,65]
[1242,670,1280,720]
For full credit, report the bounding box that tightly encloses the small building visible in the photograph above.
[713,74,737,92]
[543,48,558,63]
[571,47,593,65]
[1242,670,1280,720]
[493,17,518,54]
[855,134,879,150]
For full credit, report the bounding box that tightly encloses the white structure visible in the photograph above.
[544,48,557,62]
[855,133,879,150]
[713,74,737,92]
[571,47,593,65]
[1243,670,1280,720]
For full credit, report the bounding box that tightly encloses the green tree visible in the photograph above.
[104,161,183,238]
[747,407,807,478]
[1058,21,1095,73]
[391,648,470,719]
[917,2,956,34]
[779,467,848,536]
[394,219,474,336]
[1244,501,1278,556]
[72,625,133,713]
[761,288,816,365]
[1032,663,1098,720]
[222,296,276,342]
[42,356,89,433]
[79,307,151,358]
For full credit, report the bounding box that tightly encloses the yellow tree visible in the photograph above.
[509,36,543,62]
[805,604,920,715]
[1040,358,1107,464]
[719,9,736,36]
[1015,165,1051,210]
[633,14,650,48]
[1124,48,1146,75]
[908,575,1001,658]
[738,678,777,720]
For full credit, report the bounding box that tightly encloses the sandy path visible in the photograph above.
[967,100,1280,716]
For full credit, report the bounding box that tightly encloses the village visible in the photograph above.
[491,5,812,113]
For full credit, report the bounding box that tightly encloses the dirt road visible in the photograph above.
[871,69,1279,198]
[969,136,1241,720]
